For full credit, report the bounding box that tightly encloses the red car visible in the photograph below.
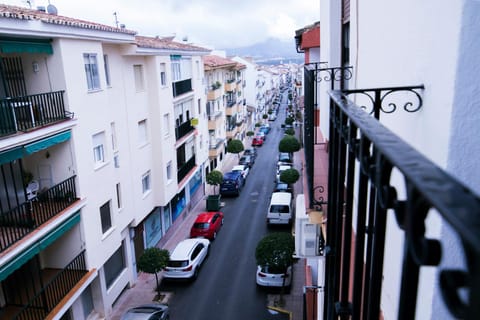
[252,137,264,146]
[190,211,224,240]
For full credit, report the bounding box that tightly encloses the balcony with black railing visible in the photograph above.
[172,78,192,97]
[6,250,89,320]
[0,91,73,136]
[0,175,78,253]
[313,83,480,319]
[177,155,196,183]
[175,120,195,141]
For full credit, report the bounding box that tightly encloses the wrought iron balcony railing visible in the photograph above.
[0,175,78,252]
[177,155,196,183]
[175,120,194,140]
[0,91,73,136]
[172,78,192,97]
[322,89,480,320]
[12,250,88,320]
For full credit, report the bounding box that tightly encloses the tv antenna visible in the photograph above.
[113,12,120,28]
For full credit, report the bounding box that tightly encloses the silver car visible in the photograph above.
[121,303,169,320]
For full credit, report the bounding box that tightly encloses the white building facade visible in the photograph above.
[0,4,210,319]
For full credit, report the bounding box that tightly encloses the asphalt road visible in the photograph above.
[161,96,290,319]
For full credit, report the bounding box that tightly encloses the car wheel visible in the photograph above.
[213,231,217,240]
[193,268,199,280]
[221,218,224,225]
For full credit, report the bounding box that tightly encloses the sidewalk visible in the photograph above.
[110,140,306,320]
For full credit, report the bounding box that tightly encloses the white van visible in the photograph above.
[267,192,293,225]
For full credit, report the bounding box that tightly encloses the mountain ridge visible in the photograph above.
[223,37,302,63]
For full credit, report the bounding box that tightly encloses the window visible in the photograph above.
[104,243,126,289]
[84,53,100,91]
[100,201,112,233]
[133,64,145,92]
[116,183,122,209]
[197,98,201,114]
[196,60,200,79]
[166,161,172,182]
[163,114,170,137]
[104,54,111,87]
[142,171,151,194]
[138,119,148,145]
[160,63,167,86]
[92,132,106,165]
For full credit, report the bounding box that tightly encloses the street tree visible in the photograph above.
[255,232,295,303]
[279,135,301,154]
[137,247,170,296]
[227,139,244,158]
[206,170,224,195]
[279,168,300,184]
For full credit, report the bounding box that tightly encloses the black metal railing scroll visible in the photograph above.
[303,63,353,211]
[323,88,480,320]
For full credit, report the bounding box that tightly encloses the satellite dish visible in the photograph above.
[47,4,58,15]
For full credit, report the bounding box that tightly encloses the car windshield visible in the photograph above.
[122,308,165,320]
[261,265,286,274]
[167,260,189,268]
[193,222,210,229]
[270,205,290,213]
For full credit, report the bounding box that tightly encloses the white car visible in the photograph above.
[231,164,250,180]
[163,238,210,280]
[256,265,293,289]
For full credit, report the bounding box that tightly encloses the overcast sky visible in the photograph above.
[3,0,320,49]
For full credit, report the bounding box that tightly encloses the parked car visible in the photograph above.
[259,126,270,135]
[163,238,210,280]
[252,137,264,147]
[239,155,255,168]
[268,113,277,121]
[243,148,258,160]
[278,152,293,164]
[256,264,293,289]
[190,211,224,240]
[274,181,293,194]
[231,164,250,180]
[256,131,266,141]
[121,304,169,320]
[220,171,245,196]
[260,123,271,133]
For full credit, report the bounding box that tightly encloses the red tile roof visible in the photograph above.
[135,36,210,52]
[204,55,245,70]
[0,4,136,35]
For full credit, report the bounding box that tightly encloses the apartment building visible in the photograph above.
[298,0,480,319]
[203,54,246,173]
[0,4,210,319]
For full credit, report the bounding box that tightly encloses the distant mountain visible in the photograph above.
[224,38,303,64]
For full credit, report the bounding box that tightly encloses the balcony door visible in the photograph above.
[0,56,27,98]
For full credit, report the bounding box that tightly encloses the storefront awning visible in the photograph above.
[23,130,71,155]
[0,37,53,54]
[0,211,80,281]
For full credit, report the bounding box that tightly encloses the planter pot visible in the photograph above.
[206,194,221,211]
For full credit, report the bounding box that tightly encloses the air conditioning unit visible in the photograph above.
[295,194,322,257]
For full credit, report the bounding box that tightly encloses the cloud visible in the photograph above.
[5,0,319,48]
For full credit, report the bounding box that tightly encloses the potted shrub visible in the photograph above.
[206,170,223,211]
